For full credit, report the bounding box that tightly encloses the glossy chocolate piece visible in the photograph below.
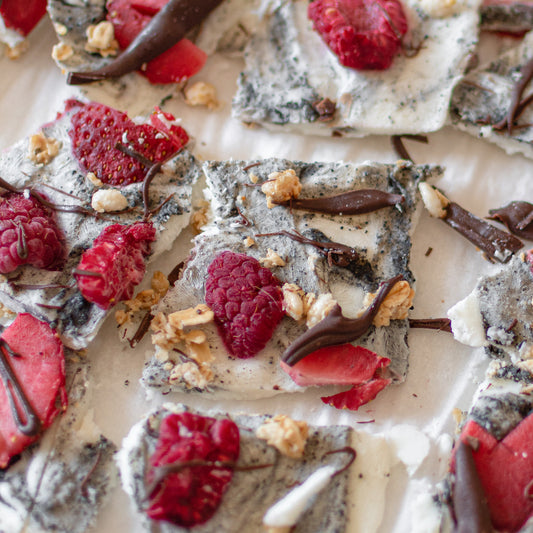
[408,318,452,332]
[391,134,428,163]
[445,202,523,263]
[488,201,533,241]
[67,0,224,84]
[282,275,402,366]
[277,189,404,215]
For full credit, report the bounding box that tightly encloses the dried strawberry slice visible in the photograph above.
[308,0,408,70]
[74,222,156,310]
[281,343,391,410]
[0,314,67,468]
[205,251,285,359]
[0,0,47,37]
[146,412,240,526]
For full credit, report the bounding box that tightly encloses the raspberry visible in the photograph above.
[0,314,67,468]
[0,192,65,274]
[74,222,156,310]
[69,102,189,186]
[308,0,408,70]
[205,251,285,359]
[146,412,240,527]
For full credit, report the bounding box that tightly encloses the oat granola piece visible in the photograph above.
[256,415,308,458]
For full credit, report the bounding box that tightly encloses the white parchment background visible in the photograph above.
[0,17,528,533]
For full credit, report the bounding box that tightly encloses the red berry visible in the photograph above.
[146,412,240,527]
[74,222,156,310]
[0,314,67,468]
[69,102,189,187]
[0,0,47,36]
[106,0,207,84]
[321,375,391,410]
[308,0,408,70]
[0,192,65,274]
[205,251,285,359]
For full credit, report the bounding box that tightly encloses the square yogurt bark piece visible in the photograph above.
[142,158,442,399]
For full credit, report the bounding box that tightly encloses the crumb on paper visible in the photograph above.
[256,415,309,458]
[52,42,73,62]
[184,81,220,110]
[84,21,119,57]
[6,41,29,60]
[28,132,61,165]
[261,169,302,208]
[91,189,129,213]
[260,248,286,268]
[364,280,415,327]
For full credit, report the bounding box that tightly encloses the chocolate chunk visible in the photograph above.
[488,201,533,241]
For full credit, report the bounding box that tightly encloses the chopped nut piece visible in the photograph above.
[115,309,130,326]
[169,361,213,389]
[191,200,209,233]
[364,280,415,327]
[418,182,449,219]
[243,236,256,248]
[54,22,68,36]
[52,42,73,62]
[282,283,306,321]
[28,132,60,165]
[256,415,309,458]
[84,21,119,57]
[306,293,336,328]
[184,81,220,110]
[87,172,103,187]
[151,271,170,295]
[0,302,15,319]
[185,340,214,364]
[7,41,29,60]
[91,189,129,213]
[418,0,459,17]
[249,173,259,184]
[260,249,286,268]
[168,304,214,329]
[261,169,302,208]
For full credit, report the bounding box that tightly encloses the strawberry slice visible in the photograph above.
[308,0,408,70]
[0,0,47,37]
[147,412,240,526]
[75,222,156,310]
[106,0,207,84]
[453,416,533,531]
[0,314,67,468]
[281,343,391,411]
[69,101,189,186]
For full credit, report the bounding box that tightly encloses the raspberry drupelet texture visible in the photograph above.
[146,412,240,526]
[205,251,285,359]
[0,192,65,274]
[74,221,156,310]
[308,0,408,70]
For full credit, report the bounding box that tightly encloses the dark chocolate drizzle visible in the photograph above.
[67,0,224,85]
[488,201,533,241]
[277,189,404,215]
[408,318,452,333]
[452,440,493,533]
[282,275,403,366]
[444,202,523,263]
[391,134,429,163]
[0,338,42,436]
[323,446,357,477]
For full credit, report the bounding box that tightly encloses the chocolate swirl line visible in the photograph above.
[444,202,523,263]
[282,275,402,366]
[487,201,533,241]
[408,318,452,333]
[67,0,224,85]
[277,189,404,215]
[452,440,493,533]
[391,134,429,163]
[0,338,42,436]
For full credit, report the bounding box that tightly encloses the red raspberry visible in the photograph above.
[69,102,189,186]
[0,314,67,468]
[205,251,285,359]
[74,222,156,310]
[308,0,408,70]
[0,192,65,274]
[146,412,240,527]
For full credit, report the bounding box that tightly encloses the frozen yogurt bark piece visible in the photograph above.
[450,31,533,160]
[117,403,393,533]
[0,100,201,349]
[142,158,442,399]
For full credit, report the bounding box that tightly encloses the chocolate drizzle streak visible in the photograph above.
[488,201,533,241]
[0,338,41,436]
[323,446,357,477]
[277,189,404,215]
[391,134,429,163]
[452,440,493,533]
[408,318,452,333]
[282,275,402,366]
[67,0,224,84]
[444,202,523,263]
